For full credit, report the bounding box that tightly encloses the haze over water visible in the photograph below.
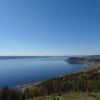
[0,57,88,87]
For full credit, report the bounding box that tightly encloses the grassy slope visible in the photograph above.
[29,92,95,100]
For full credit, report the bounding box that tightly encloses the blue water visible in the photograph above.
[0,57,88,87]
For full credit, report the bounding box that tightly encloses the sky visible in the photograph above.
[0,0,100,56]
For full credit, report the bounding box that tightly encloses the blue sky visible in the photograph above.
[0,0,100,56]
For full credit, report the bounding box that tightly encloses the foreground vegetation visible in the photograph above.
[0,89,98,100]
[0,86,25,100]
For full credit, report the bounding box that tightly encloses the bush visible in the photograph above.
[96,92,100,100]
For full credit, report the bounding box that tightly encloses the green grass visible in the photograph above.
[96,92,100,100]
[62,92,95,100]
[29,92,95,100]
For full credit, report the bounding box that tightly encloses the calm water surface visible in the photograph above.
[0,57,88,87]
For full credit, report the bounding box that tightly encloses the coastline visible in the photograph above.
[15,61,100,91]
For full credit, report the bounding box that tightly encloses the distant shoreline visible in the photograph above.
[0,56,68,59]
